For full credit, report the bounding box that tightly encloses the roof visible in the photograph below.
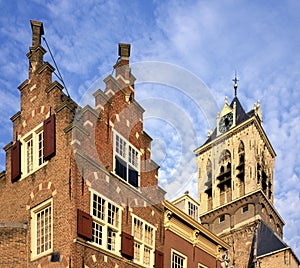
[230,96,249,125]
[248,221,299,266]
[256,221,287,257]
[203,96,252,144]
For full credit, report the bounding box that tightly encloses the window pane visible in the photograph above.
[143,247,151,266]
[116,135,126,158]
[134,218,143,241]
[188,202,198,220]
[107,203,119,227]
[172,252,185,268]
[27,139,33,173]
[38,131,44,166]
[134,242,141,263]
[93,194,105,220]
[144,224,153,246]
[35,204,51,255]
[129,167,138,187]
[115,156,127,180]
[107,228,116,251]
[92,221,103,245]
[129,146,139,168]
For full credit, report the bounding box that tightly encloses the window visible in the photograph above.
[11,115,56,183]
[219,214,225,223]
[132,215,156,267]
[31,199,53,259]
[242,205,249,213]
[114,130,140,187]
[188,201,198,220]
[91,191,121,254]
[21,123,47,178]
[171,249,187,268]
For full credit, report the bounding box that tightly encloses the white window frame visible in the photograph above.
[171,249,187,268]
[30,198,53,260]
[21,122,47,178]
[131,214,156,267]
[198,264,209,268]
[90,190,122,255]
[113,130,141,187]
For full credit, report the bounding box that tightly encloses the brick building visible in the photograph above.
[0,20,230,268]
[195,80,300,267]
[164,193,229,268]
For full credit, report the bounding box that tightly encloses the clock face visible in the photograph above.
[219,112,233,133]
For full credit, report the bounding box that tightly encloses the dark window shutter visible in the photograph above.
[155,250,164,268]
[129,167,138,187]
[11,141,21,183]
[43,114,56,160]
[121,232,134,259]
[115,156,127,180]
[77,209,92,241]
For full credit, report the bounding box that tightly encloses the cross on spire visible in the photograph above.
[232,71,239,97]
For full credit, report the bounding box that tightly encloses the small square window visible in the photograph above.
[242,205,249,213]
[219,215,225,223]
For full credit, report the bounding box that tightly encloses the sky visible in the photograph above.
[0,0,300,258]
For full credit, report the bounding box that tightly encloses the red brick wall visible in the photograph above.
[164,230,219,268]
[0,226,27,267]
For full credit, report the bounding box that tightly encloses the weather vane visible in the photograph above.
[232,71,239,97]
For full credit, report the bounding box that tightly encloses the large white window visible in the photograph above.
[90,191,122,254]
[132,215,156,267]
[113,130,140,188]
[31,199,53,260]
[171,249,187,268]
[21,123,46,177]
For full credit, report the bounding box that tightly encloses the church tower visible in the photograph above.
[194,78,299,267]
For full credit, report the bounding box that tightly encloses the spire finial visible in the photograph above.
[232,71,239,97]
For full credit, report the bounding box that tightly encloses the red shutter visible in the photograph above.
[43,114,56,160]
[11,141,21,183]
[155,250,164,268]
[77,209,92,241]
[121,232,134,259]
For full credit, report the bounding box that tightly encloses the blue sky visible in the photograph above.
[1,0,300,258]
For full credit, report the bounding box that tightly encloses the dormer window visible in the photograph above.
[113,130,140,188]
[172,194,200,222]
[188,201,198,220]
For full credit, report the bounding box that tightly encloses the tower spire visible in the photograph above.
[232,71,239,97]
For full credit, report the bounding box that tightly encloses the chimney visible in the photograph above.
[114,43,131,70]
[27,20,46,74]
[119,43,130,59]
[113,43,133,90]
[30,20,44,47]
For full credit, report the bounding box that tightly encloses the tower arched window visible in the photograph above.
[238,141,245,164]
[218,150,231,176]
[236,141,245,196]
[206,159,212,181]
[217,150,232,205]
